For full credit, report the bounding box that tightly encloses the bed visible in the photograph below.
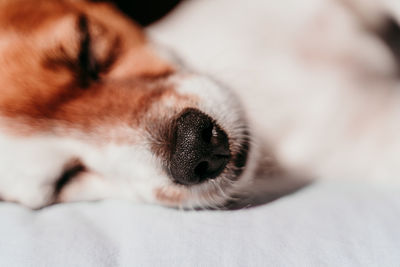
[0,180,399,266]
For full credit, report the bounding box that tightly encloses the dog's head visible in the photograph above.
[0,0,256,208]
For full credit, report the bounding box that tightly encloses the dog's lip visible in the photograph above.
[53,159,86,199]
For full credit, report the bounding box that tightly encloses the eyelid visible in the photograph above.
[76,14,99,86]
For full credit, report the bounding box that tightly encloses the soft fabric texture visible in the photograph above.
[0,181,399,267]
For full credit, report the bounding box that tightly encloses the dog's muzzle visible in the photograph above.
[169,108,230,185]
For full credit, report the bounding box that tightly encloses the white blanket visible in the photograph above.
[0,181,399,267]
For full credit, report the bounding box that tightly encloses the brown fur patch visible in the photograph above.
[1,78,174,133]
[0,0,177,136]
[154,186,187,205]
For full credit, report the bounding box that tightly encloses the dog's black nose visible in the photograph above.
[170,108,230,185]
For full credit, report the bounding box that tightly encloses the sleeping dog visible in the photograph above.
[0,0,256,209]
[0,0,399,209]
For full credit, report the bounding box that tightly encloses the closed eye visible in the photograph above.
[76,14,121,88]
[43,14,121,87]
[77,14,100,87]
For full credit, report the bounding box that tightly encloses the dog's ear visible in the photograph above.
[92,0,182,26]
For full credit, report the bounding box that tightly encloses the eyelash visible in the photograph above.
[77,15,100,87]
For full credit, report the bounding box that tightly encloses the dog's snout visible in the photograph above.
[170,108,230,185]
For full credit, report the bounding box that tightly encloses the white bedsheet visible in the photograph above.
[0,181,399,267]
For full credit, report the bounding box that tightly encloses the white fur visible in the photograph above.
[149,0,400,185]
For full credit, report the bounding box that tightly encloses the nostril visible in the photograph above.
[201,125,213,143]
[194,161,209,178]
[194,156,229,182]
